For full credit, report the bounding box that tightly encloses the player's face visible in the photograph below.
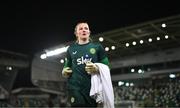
[75,23,90,40]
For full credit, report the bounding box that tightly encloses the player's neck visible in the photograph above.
[78,38,89,45]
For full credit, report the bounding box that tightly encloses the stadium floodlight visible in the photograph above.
[169,74,176,78]
[105,47,109,51]
[130,83,134,86]
[118,81,124,86]
[60,59,64,63]
[165,35,169,39]
[161,23,166,28]
[125,43,129,47]
[140,40,144,44]
[125,82,129,87]
[6,66,12,70]
[111,46,115,50]
[131,68,135,72]
[132,41,136,46]
[46,47,68,56]
[148,38,152,42]
[40,46,69,59]
[40,54,47,59]
[138,69,143,73]
[99,37,104,42]
[157,37,160,41]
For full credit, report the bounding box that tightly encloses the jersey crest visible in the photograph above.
[89,48,96,54]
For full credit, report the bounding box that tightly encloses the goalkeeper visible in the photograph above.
[62,21,110,107]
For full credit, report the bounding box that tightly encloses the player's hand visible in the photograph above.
[85,62,99,74]
[62,67,72,78]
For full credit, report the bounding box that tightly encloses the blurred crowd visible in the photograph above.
[0,77,179,107]
[114,78,180,107]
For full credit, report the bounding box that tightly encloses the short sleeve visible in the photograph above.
[98,43,107,61]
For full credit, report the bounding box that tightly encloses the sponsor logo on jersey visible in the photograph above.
[77,56,92,65]
[89,48,96,54]
[72,51,77,55]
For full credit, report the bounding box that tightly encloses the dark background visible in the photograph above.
[0,0,179,89]
[0,0,179,55]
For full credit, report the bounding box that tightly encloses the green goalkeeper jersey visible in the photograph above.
[64,42,110,91]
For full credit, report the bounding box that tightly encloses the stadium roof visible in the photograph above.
[92,14,180,60]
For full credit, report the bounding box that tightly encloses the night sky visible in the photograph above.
[0,0,179,56]
[0,0,179,89]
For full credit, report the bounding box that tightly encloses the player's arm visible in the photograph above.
[98,43,111,69]
[100,57,111,69]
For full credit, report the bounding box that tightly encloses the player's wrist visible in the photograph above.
[62,67,72,78]
[85,63,99,74]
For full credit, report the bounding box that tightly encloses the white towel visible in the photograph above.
[90,63,114,108]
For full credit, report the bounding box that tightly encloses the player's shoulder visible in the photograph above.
[66,41,77,51]
[68,42,76,47]
[91,42,102,47]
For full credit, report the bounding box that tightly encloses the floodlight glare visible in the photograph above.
[111,46,115,50]
[105,47,109,51]
[140,40,144,44]
[60,59,64,63]
[161,23,166,28]
[6,66,12,70]
[131,68,135,72]
[169,74,176,78]
[40,46,69,59]
[125,82,129,87]
[118,81,124,86]
[40,54,47,59]
[165,35,169,39]
[46,46,68,57]
[132,41,136,45]
[126,43,129,47]
[130,83,134,86]
[99,37,104,42]
[157,37,160,41]
[138,69,143,73]
[148,38,152,42]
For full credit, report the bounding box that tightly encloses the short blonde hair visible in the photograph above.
[74,22,88,35]
[74,22,92,42]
